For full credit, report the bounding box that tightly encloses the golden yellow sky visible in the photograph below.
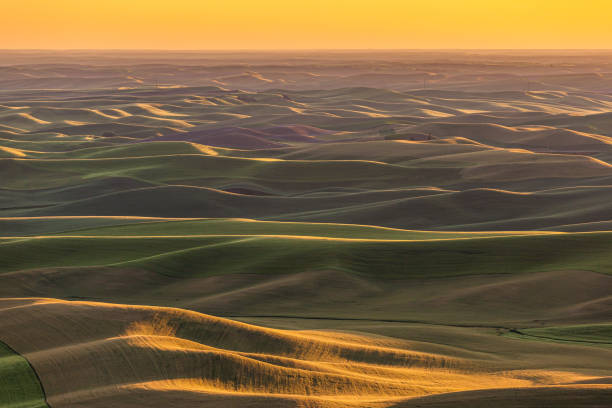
[3,0,612,49]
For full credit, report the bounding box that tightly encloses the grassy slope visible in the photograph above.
[1,228,611,278]
[2,132,611,231]
[7,185,612,231]
[1,154,459,191]
[518,324,612,345]
[4,146,611,191]
[128,232,612,279]
[0,217,164,237]
[0,341,47,408]
[48,218,530,239]
[2,221,610,327]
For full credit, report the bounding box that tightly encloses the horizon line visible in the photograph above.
[2,48,612,52]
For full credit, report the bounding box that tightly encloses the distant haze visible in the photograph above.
[3,0,612,50]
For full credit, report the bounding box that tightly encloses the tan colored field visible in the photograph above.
[1,298,609,408]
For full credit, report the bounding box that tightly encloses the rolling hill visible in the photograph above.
[1,50,610,407]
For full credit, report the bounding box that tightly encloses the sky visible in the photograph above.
[3,0,612,49]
